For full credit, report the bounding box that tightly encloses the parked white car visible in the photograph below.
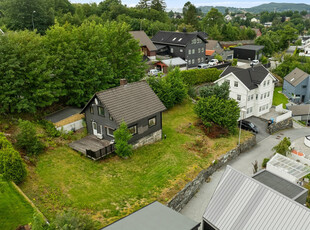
[198,63,211,69]
[148,69,161,76]
[251,60,259,65]
[208,59,219,66]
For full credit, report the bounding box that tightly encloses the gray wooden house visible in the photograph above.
[80,80,166,154]
[151,31,207,68]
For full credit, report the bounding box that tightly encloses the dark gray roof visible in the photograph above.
[232,45,264,51]
[129,31,157,51]
[151,31,207,47]
[45,107,81,123]
[101,201,200,230]
[220,66,271,90]
[287,104,310,116]
[284,67,310,87]
[252,170,307,200]
[82,81,166,125]
[203,166,310,230]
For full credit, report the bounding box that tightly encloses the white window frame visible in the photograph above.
[234,81,238,87]
[129,125,137,135]
[192,49,195,54]
[148,117,156,128]
[188,49,191,55]
[171,48,174,53]
[106,127,115,137]
[237,94,241,101]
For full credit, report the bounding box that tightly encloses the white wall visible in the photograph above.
[266,162,298,183]
[56,119,84,133]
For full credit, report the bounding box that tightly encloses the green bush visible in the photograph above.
[180,68,222,86]
[39,120,61,137]
[214,54,223,62]
[231,58,238,66]
[261,56,268,65]
[262,158,270,168]
[16,119,44,156]
[0,133,27,183]
[114,121,133,158]
[147,68,187,109]
[272,137,291,156]
[199,81,230,100]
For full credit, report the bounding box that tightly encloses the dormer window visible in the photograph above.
[172,37,176,41]
[178,38,183,41]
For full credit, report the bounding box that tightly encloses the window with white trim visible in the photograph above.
[90,105,94,114]
[171,48,174,53]
[148,117,156,128]
[251,95,254,100]
[264,81,266,86]
[180,49,183,53]
[192,49,195,54]
[267,80,270,85]
[237,94,241,101]
[106,127,115,137]
[129,125,137,135]
[198,48,201,53]
[192,59,195,64]
[267,92,270,97]
[98,106,104,116]
[188,49,191,55]
[188,59,191,65]
[234,81,238,87]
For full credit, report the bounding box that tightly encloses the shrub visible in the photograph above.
[39,120,61,137]
[199,81,230,100]
[180,68,222,86]
[16,119,44,156]
[231,58,238,66]
[214,54,223,62]
[114,121,133,158]
[0,133,27,183]
[261,56,268,65]
[272,137,291,156]
[262,158,270,168]
[194,96,240,134]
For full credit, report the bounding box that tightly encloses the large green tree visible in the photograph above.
[183,1,198,29]
[150,0,166,12]
[201,8,224,35]
[0,30,62,114]
[44,21,146,106]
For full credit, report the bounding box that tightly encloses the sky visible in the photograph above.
[70,0,310,9]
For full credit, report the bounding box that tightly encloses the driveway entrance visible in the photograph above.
[245,116,270,142]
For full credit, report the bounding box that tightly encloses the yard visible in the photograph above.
[19,100,252,227]
[0,178,38,229]
[273,86,289,108]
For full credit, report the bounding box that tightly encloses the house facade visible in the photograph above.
[215,66,276,119]
[129,31,157,60]
[205,40,234,61]
[151,31,207,68]
[81,80,166,149]
[283,67,310,103]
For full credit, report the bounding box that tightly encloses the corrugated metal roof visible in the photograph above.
[267,153,310,179]
[161,57,186,66]
[81,81,166,125]
[101,201,200,230]
[284,67,310,87]
[203,166,310,230]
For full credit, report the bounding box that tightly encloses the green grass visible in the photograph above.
[0,179,36,229]
[20,100,252,227]
[273,86,289,108]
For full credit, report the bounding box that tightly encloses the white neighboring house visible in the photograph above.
[224,14,233,22]
[250,18,260,23]
[215,66,277,119]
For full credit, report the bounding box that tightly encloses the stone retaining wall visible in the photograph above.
[132,129,162,149]
[167,135,256,212]
[267,118,293,134]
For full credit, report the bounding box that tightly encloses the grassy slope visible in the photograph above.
[273,86,289,108]
[0,179,35,229]
[20,101,252,226]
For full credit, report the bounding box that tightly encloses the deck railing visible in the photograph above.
[86,144,115,160]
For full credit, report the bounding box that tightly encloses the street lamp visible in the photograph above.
[32,11,36,31]
[238,108,247,146]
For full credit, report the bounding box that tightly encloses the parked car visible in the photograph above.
[251,60,259,66]
[148,69,161,76]
[198,63,211,69]
[208,59,219,66]
[238,120,258,133]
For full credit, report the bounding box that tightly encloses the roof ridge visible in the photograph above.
[96,80,147,95]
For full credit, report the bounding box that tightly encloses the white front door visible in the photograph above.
[92,122,97,136]
[97,125,103,139]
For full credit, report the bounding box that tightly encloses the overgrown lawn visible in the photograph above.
[273,86,289,108]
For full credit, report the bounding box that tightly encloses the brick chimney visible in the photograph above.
[120,79,127,86]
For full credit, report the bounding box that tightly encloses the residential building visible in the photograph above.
[155,57,187,73]
[80,80,166,149]
[202,166,310,230]
[151,31,207,68]
[231,45,264,60]
[235,14,247,20]
[283,67,310,103]
[129,31,157,60]
[215,66,277,119]
[252,28,262,37]
[264,22,272,27]
[250,18,260,23]
[205,40,233,61]
[102,201,200,230]
[224,14,233,22]
[287,104,310,123]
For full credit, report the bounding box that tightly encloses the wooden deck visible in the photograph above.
[69,135,111,154]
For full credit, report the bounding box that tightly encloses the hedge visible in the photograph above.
[180,68,223,86]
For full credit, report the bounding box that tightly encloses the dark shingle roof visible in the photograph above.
[129,31,157,52]
[82,81,166,125]
[252,170,307,200]
[205,40,223,54]
[101,201,200,230]
[220,66,270,90]
[231,45,264,51]
[284,67,309,87]
[151,31,206,46]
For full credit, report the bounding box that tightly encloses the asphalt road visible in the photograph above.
[180,126,310,224]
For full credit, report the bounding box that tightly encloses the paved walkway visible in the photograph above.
[180,127,310,224]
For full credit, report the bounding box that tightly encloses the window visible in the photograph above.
[261,94,263,99]
[180,49,183,53]
[192,49,195,54]
[266,104,269,109]
[192,59,195,64]
[267,80,270,85]
[92,122,97,131]
[106,127,114,137]
[251,95,254,100]
[256,94,258,100]
[303,85,307,88]
[263,81,266,86]
[237,94,241,101]
[267,92,270,97]
[259,107,261,112]
[225,79,230,85]
[90,105,94,114]
[201,48,204,53]
[128,125,137,135]
[172,37,176,41]
[98,106,104,116]
[171,48,174,53]
[109,114,113,121]
[198,48,201,53]
[264,93,266,98]
[198,58,201,63]
[148,117,156,127]
[192,39,197,44]
[188,59,191,65]
[234,81,238,87]
[248,95,251,101]
[188,49,191,55]
[178,38,183,42]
